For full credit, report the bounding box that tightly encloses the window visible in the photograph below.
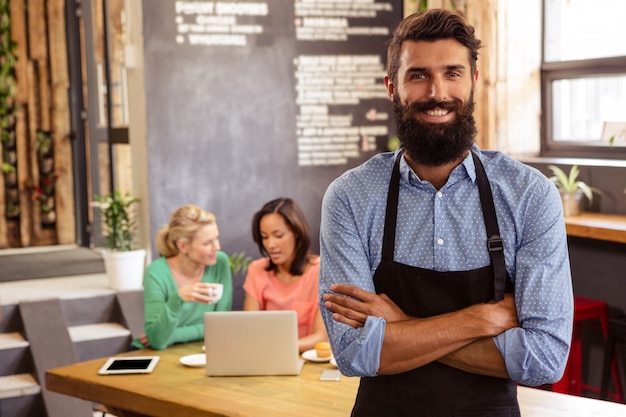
[542,0,626,158]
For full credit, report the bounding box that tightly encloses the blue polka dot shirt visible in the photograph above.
[319,146,574,386]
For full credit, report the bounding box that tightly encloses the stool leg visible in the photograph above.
[610,344,624,403]
[570,337,583,395]
[600,333,616,400]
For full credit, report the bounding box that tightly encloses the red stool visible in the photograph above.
[552,296,623,400]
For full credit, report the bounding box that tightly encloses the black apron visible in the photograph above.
[351,151,519,417]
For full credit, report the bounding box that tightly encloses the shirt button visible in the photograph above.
[437,191,443,198]
[437,238,444,245]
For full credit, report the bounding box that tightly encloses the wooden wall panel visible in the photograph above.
[26,0,46,60]
[466,0,497,151]
[47,0,75,244]
[2,0,76,247]
[8,0,31,247]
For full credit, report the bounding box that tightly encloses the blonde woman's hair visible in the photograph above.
[155,205,217,257]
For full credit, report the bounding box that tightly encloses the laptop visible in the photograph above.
[203,310,305,376]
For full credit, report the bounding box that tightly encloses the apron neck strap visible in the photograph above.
[471,151,507,301]
[381,150,403,261]
[381,150,507,301]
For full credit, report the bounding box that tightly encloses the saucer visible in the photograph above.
[179,353,206,368]
[302,349,331,363]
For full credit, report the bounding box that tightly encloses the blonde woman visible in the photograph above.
[132,205,232,350]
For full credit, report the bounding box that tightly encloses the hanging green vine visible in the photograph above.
[0,0,19,219]
[0,0,17,144]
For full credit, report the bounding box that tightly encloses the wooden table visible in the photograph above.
[46,342,626,417]
[565,212,626,244]
[46,342,357,417]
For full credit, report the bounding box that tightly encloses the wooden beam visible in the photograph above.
[47,0,75,244]
[466,0,497,150]
[26,0,46,60]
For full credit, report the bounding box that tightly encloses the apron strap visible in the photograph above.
[382,149,507,301]
[382,150,403,261]
[471,151,507,301]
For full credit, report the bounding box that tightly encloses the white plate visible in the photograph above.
[329,357,337,368]
[302,349,331,363]
[179,353,206,368]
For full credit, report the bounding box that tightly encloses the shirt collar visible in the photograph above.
[397,144,480,187]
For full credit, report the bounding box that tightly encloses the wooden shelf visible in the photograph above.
[565,212,626,244]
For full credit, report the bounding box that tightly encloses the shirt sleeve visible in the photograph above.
[494,178,574,386]
[142,259,186,350]
[319,181,385,377]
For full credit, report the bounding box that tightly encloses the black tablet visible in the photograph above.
[98,356,160,375]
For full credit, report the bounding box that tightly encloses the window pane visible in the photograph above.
[551,75,626,143]
[544,0,626,62]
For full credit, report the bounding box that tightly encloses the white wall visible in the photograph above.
[495,0,542,156]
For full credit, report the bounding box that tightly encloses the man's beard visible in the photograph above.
[393,93,476,166]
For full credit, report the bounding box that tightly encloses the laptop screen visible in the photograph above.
[203,310,304,376]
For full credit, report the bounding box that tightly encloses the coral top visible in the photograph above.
[243,257,320,339]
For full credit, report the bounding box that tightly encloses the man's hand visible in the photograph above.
[471,293,519,336]
[322,284,410,328]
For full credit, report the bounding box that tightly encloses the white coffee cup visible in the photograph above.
[207,283,223,304]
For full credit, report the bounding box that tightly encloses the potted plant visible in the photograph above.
[92,190,146,291]
[548,165,593,217]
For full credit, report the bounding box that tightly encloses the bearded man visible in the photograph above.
[319,9,573,417]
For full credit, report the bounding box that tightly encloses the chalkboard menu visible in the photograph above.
[142,1,402,287]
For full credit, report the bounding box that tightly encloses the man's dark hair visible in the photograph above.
[387,9,481,86]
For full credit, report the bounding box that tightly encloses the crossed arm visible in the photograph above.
[322,284,518,377]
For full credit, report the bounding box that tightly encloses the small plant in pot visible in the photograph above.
[548,165,593,217]
[92,190,146,291]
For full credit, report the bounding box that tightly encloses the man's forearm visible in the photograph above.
[438,338,510,378]
[378,302,514,375]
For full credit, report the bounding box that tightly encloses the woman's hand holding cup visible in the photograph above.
[205,283,223,304]
[184,282,224,304]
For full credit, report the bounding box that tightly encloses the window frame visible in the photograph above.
[541,5,626,159]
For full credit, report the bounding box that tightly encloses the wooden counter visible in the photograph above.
[565,212,626,244]
[45,342,626,417]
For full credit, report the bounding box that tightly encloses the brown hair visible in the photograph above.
[251,198,312,276]
[155,205,217,257]
[387,9,481,86]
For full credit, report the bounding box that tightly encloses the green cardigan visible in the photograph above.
[132,251,232,350]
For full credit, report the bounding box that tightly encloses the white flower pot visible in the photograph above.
[560,191,584,217]
[103,249,146,291]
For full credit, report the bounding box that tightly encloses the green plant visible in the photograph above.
[548,165,593,203]
[35,130,53,157]
[5,201,19,217]
[229,251,252,276]
[93,191,140,251]
[0,0,18,146]
[609,128,625,146]
[387,136,400,152]
[408,0,458,13]
[1,160,14,173]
